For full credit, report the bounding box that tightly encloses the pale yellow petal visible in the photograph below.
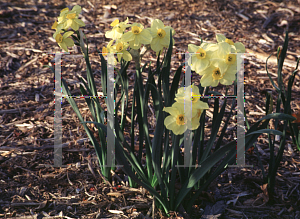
[122,51,132,61]
[75,18,85,27]
[58,42,68,52]
[64,38,74,47]
[138,29,152,44]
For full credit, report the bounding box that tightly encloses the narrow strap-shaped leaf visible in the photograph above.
[266,53,280,92]
[175,139,236,210]
[161,30,173,107]
[200,98,228,162]
[169,64,184,101]
[151,90,168,203]
[169,134,181,210]
[61,79,107,175]
[215,98,236,151]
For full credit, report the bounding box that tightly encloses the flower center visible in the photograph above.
[116,43,123,52]
[102,47,108,56]
[225,54,236,64]
[132,26,142,35]
[157,29,166,38]
[212,67,223,80]
[55,34,63,43]
[176,114,185,126]
[196,48,206,59]
[111,19,119,27]
[225,38,234,45]
[66,13,76,19]
[191,92,199,103]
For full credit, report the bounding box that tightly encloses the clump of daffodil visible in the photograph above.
[54,31,74,52]
[147,19,175,56]
[163,84,209,134]
[188,42,218,74]
[208,42,239,86]
[105,18,131,40]
[121,23,152,50]
[196,34,246,87]
[110,40,132,62]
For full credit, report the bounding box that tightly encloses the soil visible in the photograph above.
[1,0,300,218]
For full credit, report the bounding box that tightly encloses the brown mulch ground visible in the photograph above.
[1,0,300,218]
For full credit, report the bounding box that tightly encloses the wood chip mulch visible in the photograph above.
[1,0,300,218]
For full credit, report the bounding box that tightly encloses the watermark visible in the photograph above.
[52,51,251,168]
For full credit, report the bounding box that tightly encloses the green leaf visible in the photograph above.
[175,140,236,210]
[246,129,283,136]
[258,113,296,122]
[266,53,280,92]
[43,65,54,73]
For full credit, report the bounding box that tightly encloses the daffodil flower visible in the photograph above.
[216,34,245,53]
[147,19,175,55]
[55,31,74,52]
[121,23,152,50]
[110,40,132,62]
[175,83,201,104]
[102,40,114,55]
[163,102,189,135]
[208,42,242,85]
[188,100,209,129]
[102,40,118,65]
[57,5,85,31]
[174,84,209,129]
[188,43,218,74]
[105,18,131,40]
[199,64,227,87]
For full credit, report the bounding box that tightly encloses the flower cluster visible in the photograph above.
[163,84,209,135]
[51,5,85,52]
[103,18,176,62]
[188,34,245,87]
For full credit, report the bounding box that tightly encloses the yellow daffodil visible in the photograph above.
[105,18,131,40]
[147,19,175,55]
[51,21,58,29]
[175,83,201,104]
[57,5,85,31]
[54,31,74,52]
[188,43,218,74]
[216,34,245,53]
[121,23,152,50]
[174,84,209,129]
[163,102,189,135]
[110,40,132,62]
[52,21,64,39]
[199,64,227,87]
[209,42,241,85]
[102,40,118,65]
[102,40,114,55]
[189,100,209,129]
